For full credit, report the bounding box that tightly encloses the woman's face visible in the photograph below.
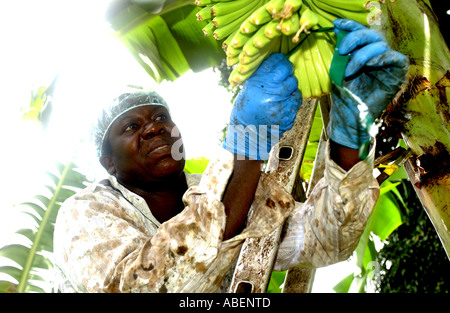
[102,105,185,188]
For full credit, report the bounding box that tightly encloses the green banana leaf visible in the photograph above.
[184,157,210,174]
[0,162,89,293]
[107,0,225,83]
[20,74,58,129]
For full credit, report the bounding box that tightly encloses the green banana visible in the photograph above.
[315,0,371,12]
[307,34,330,94]
[213,8,256,39]
[196,5,213,21]
[195,0,380,98]
[312,0,371,25]
[240,18,260,33]
[290,47,312,98]
[230,29,254,48]
[264,19,282,38]
[266,0,285,15]
[249,3,273,25]
[202,21,215,36]
[211,0,259,16]
[301,36,322,96]
[194,0,213,6]
[227,55,240,66]
[274,0,302,19]
[280,11,300,35]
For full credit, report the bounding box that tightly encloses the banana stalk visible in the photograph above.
[375,0,450,258]
[195,0,377,96]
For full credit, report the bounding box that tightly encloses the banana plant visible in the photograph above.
[20,74,59,129]
[107,0,450,258]
[106,0,225,82]
[0,162,89,293]
[374,0,450,258]
[0,158,210,293]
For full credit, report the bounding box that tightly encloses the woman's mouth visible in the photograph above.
[153,144,170,152]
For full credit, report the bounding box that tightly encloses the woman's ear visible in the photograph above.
[100,155,116,175]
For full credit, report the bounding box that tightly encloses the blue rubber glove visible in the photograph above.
[328,19,409,153]
[223,53,302,160]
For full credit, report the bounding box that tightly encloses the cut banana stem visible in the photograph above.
[281,11,300,35]
[232,36,281,86]
[275,0,302,19]
[252,25,278,48]
[242,37,262,56]
[196,5,213,21]
[194,0,213,6]
[266,0,286,15]
[227,55,240,66]
[226,43,242,57]
[222,29,239,50]
[228,66,255,86]
[238,46,272,70]
[298,7,319,35]
[202,21,215,36]
[249,3,272,25]
[240,19,260,33]
[264,19,282,38]
[230,30,254,48]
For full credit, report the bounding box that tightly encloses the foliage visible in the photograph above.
[107,1,225,83]
[333,133,449,293]
[376,181,450,293]
[184,157,210,174]
[0,162,90,293]
[0,157,208,293]
[20,74,59,129]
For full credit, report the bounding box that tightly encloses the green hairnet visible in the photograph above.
[92,90,170,158]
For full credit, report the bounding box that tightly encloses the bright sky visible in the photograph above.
[0,0,362,293]
[0,0,233,204]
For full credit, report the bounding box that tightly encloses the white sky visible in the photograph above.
[0,0,363,293]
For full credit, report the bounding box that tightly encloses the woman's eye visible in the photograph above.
[123,123,138,132]
[154,113,168,122]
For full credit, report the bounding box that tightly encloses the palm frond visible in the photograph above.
[0,161,89,293]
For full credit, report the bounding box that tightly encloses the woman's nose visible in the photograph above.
[141,122,165,139]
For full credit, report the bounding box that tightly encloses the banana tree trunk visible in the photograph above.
[375,0,450,259]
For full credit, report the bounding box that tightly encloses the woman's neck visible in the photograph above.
[120,173,188,223]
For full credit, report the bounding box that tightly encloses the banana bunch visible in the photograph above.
[195,0,381,98]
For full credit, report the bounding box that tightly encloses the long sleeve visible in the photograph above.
[53,148,294,293]
[274,142,380,270]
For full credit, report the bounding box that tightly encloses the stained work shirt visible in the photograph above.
[53,144,379,293]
